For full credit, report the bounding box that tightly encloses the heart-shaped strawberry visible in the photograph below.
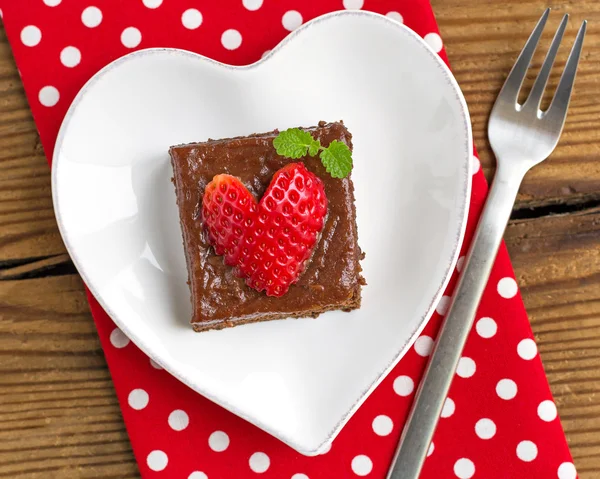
[201,163,328,297]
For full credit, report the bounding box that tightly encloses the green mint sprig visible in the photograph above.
[273,128,353,179]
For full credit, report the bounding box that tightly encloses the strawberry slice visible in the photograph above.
[201,163,328,297]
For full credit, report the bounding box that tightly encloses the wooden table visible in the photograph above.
[1,1,598,477]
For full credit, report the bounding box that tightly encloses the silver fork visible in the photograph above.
[387,9,586,479]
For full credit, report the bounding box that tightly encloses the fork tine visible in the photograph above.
[525,14,568,111]
[498,8,550,104]
[546,20,587,120]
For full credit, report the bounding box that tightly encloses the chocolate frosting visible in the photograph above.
[170,122,363,330]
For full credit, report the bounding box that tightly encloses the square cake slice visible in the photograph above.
[170,121,364,332]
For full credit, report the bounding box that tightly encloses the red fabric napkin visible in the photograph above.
[2,1,577,478]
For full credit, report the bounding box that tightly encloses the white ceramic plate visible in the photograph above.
[52,11,472,455]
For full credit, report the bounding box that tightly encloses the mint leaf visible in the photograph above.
[273,127,353,178]
[319,140,353,178]
[273,128,316,159]
[308,138,321,157]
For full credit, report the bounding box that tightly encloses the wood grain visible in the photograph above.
[505,207,600,476]
[434,0,600,207]
[0,275,139,478]
[0,0,599,477]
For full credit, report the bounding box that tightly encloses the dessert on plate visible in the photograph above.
[170,121,364,332]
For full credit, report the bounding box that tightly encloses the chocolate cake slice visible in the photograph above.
[170,121,364,332]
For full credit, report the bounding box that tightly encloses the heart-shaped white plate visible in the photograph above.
[52,11,471,455]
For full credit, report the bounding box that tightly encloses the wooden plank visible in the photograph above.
[505,207,600,477]
[0,275,139,478]
[432,0,600,207]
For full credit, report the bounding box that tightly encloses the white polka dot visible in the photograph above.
[393,375,414,396]
[424,32,443,53]
[150,358,163,369]
[81,6,102,28]
[372,415,393,436]
[496,379,518,400]
[516,440,538,462]
[249,452,270,473]
[441,397,455,418]
[291,475,309,479]
[351,455,372,476]
[168,409,189,431]
[427,442,435,457]
[188,473,208,479]
[456,256,465,272]
[221,29,242,50]
[128,388,149,410]
[43,0,62,6]
[498,277,518,298]
[0,8,3,18]
[476,317,497,338]
[39,86,59,107]
[386,11,404,23]
[471,155,480,174]
[454,458,475,479]
[208,431,229,452]
[110,327,130,348]
[21,26,42,47]
[182,9,203,30]
[538,400,558,422]
[456,357,476,378]
[121,27,142,48]
[475,418,496,439]
[320,443,332,455]
[60,46,81,68]
[282,11,303,31]
[343,0,364,9]
[147,450,168,471]
[414,335,434,357]
[557,462,577,479]
[243,0,263,11]
[436,295,451,315]
[143,0,163,8]
[517,338,538,360]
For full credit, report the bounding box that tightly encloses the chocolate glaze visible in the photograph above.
[170,121,364,331]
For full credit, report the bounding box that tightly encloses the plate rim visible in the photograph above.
[51,10,473,455]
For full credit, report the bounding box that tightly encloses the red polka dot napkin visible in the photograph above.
[2,1,577,478]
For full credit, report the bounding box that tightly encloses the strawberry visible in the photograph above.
[201,163,328,297]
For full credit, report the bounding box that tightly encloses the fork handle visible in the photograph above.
[387,162,528,479]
